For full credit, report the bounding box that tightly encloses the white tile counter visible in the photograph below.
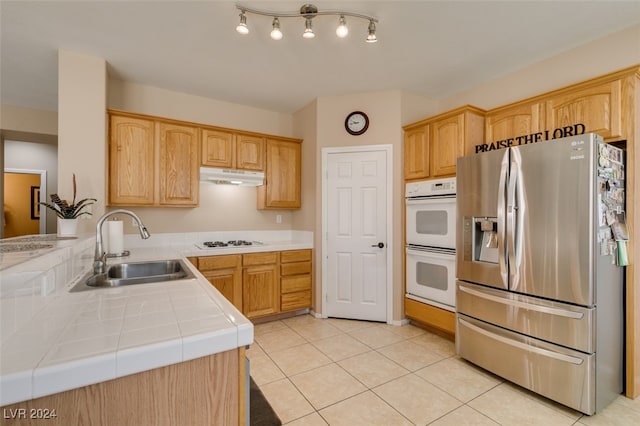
[0,230,312,406]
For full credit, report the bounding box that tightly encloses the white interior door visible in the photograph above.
[324,148,389,322]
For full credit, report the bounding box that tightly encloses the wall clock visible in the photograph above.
[345,111,369,136]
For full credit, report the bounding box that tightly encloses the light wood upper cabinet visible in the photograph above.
[404,106,485,179]
[201,129,234,168]
[258,138,302,209]
[404,126,429,180]
[108,111,199,207]
[201,129,265,171]
[485,102,545,144]
[108,114,155,205]
[430,113,466,177]
[236,133,265,171]
[159,122,199,206]
[545,79,623,141]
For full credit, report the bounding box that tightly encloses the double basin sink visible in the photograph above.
[70,259,196,292]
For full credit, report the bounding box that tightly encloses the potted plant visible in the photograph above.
[40,173,97,236]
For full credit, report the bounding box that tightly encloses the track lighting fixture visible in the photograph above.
[236,10,249,35]
[270,17,283,40]
[366,20,377,43]
[235,3,378,42]
[336,15,348,38]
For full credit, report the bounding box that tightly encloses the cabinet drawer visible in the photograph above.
[281,249,312,263]
[198,255,241,271]
[243,252,278,266]
[281,290,311,311]
[281,275,311,293]
[281,261,311,276]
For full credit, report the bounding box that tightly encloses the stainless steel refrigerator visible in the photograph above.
[455,133,626,415]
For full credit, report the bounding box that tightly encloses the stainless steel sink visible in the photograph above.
[70,259,196,292]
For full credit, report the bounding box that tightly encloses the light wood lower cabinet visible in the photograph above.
[0,348,244,426]
[280,249,312,312]
[242,252,279,319]
[195,249,312,320]
[196,255,242,311]
[404,297,455,336]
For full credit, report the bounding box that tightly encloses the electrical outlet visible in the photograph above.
[276,214,282,224]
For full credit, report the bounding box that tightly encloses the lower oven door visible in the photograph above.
[405,246,456,311]
[456,313,595,415]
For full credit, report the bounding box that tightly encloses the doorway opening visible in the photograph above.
[3,169,48,237]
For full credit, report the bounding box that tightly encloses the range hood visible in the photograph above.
[199,167,265,186]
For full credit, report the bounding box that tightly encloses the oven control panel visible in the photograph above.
[406,177,456,198]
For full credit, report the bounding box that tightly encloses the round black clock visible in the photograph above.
[345,111,369,136]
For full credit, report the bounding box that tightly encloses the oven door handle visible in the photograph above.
[405,196,456,205]
[406,248,456,259]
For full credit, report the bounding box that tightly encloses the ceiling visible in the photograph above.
[2,1,640,114]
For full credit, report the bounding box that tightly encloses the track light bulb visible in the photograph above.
[303,17,315,39]
[270,17,283,40]
[365,20,377,43]
[336,15,348,38]
[236,11,249,35]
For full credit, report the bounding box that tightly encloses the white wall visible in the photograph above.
[109,80,294,137]
[440,24,640,111]
[57,50,107,234]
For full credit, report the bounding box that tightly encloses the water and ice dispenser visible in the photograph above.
[462,217,499,264]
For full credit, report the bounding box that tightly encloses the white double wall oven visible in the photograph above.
[405,177,457,312]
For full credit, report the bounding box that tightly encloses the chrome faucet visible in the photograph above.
[93,209,150,274]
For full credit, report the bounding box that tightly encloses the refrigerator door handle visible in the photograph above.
[497,151,509,284]
[458,284,584,319]
[459,318,584,365]
[507,149,521,288]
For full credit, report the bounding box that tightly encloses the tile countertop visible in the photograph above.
[0,230,313,406]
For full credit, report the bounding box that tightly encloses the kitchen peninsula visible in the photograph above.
[0,230,312,425]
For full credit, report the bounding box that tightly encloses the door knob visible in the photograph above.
[371,242,385,248]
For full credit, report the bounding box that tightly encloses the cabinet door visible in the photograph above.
[243,264,279,318]
[404,126,429,180]
[109,115,155,205]
[201,129,234,168]
[204,268,242,311]
[235,134,265,171]
[431,114,465,177]
[485,102,545,145]
[258,139,301,209]
[545,80,622,140]
[159,122,199,206]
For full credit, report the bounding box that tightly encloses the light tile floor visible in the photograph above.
[248,314,640,426]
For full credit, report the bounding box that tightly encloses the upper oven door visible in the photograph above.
[406,195,456,249]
